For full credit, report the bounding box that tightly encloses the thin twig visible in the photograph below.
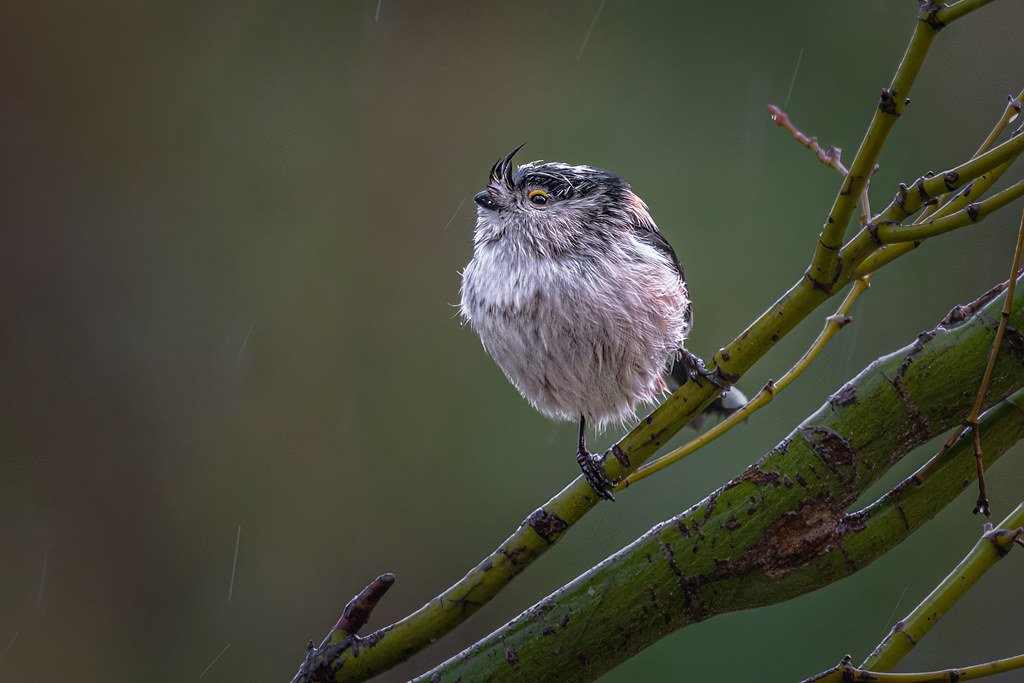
[967,206,1024,514]
[933,0,1000,27]
[883,127,1024,224]
[915,88,1023,222]
[850,93,1024,274]
[767,104,879,230]
[841,126,1024,276]
[768,105,848,175]
[975,90,1024,157]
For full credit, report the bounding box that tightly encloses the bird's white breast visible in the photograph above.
[461,235,690,429]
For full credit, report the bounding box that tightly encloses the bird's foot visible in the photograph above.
[577,448,615,502]
[679,348,727,390]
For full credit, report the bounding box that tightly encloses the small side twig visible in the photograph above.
[940,274,1018,326]
[767,105,878,226]
[768,105,848,175]
[974,89,1024,158]
[334,573,396,637]
[845,124,1024,280]
[293,573,396,683]
[874,176,1024,245]
[847,91,1024,280]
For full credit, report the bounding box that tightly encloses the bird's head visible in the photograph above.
[472,145,654,256]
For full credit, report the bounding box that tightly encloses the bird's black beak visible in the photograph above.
[474,190,498,211]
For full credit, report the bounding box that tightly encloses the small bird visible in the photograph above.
[460,146,722,500]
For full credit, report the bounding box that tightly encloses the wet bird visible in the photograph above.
[460,146,726,500]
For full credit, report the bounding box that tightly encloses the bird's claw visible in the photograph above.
[679,348,727,390]
[974,494,991,517]
[577,449,615,502]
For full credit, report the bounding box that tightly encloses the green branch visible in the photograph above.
[932,0,1000,25]
[841,127,1024,272]
[804,0,995,285]
[419,274,1024,682]
[877,176,1024,243]
[809,16,933,287]
[806,652,1024,682]
[620,278,871,489]
[860,500,1024,671]
[881,126,1024,224]
[851,95,1024,278]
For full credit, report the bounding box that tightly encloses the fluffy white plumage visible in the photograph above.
[460,154,692,432]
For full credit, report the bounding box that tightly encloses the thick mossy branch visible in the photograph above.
[419,275,1024,682]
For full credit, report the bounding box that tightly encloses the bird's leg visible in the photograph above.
[577,415,615,502]
[678,347,728,390]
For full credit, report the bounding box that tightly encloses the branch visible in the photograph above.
[710,108,1023,399]
[806,0,997,287]
[878,127,1024,226]
[860,502,1024,671]
[931,0,1000,26]
[805,652,1024,683]
[876,176,1024,243]
[840,125,1024,278]
[852,108,1023,277]
[768,104,876,225]
[767,105,849,174]
[418,275,1024,682]
[973,90,1024,158]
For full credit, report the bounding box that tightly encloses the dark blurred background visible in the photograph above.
[2,2,1023,681]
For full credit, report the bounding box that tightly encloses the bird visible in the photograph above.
[459,146,724,500]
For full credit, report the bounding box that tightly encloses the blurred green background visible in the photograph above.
[2,2,1023,681]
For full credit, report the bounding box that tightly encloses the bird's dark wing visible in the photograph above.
[629,213,687,286]
[629,212,693,329]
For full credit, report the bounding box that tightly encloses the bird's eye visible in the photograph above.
[528,190,548,205]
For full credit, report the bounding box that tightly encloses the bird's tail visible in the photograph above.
[666,357,748,429]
